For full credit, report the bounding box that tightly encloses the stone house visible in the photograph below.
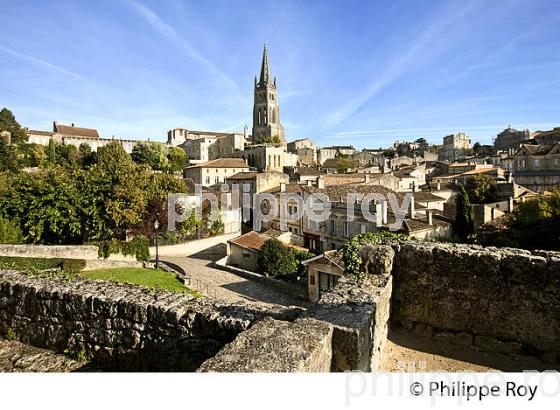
[180,133,245,164]
[512,143,560,192]
[184,158,249,188]
[301,251,344,302]
[226,144,297,172]
[494,127,531,153]
[439,132,472,162]
[26,122,140,153]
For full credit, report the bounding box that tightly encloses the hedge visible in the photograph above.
[0,256,86,272]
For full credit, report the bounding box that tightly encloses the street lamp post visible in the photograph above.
[154,219,160,269]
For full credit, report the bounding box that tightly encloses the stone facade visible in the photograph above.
[439,132,472,162]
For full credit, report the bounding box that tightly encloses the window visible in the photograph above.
[242,251,251,258]
[205,177,210,184]
[360,224,366,234]
[215,176,219,184]
[330,220,336,235]
[310,274,315,286]
[343,222,349,238]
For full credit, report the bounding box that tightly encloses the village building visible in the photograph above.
[26,122,141,153]
[512,143,560,192]
[493,127,531,153]
[183,158,249,189]
[439,132,472,162]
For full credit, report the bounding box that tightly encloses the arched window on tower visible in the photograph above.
[264,108,268,125]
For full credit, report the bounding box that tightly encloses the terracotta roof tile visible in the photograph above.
[54,123,99,139]
[187,158,249,169]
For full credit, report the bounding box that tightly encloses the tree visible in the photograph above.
[465,174,497,204]
[473,142,483,155]
[454,186,474,241]
[167,147,187,173]
[0,108,27,143]
[131,143,170,171]
[336,158,358,173]
[0,216,24,244]
[47,138,57,162]
[257,239,298,278]
[78,143,95,167]
[0,140,20,172]
[508,190,560,250]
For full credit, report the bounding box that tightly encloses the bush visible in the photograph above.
[97,235,150,262]
[0,255,64,270]
[342,231,408,280]
[0,216,24,244]
[257,239,298,279]
[62,259,86,273]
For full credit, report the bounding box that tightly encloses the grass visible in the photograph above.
[79,267,202,297]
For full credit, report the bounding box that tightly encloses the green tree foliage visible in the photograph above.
[336,158,358,173]
[257,239,298,278]
[15,143,47,168]
[167,147,187,173]
[508,190,560,250]
[0,140,21,172]
[342,231,408,279]
[0,141,188,245]
[131,142,170,171]
[0,108,27,143]
[78,143,96,168]
[47,138,56,162]
[0,216,24,244]
[465,174,497,204]
[454,186,474,241]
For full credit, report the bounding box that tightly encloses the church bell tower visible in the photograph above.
[251,45,286,145]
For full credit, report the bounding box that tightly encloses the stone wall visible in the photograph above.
[0,244,99,260]
[390,242,560,363]
[0,271,299,371]
[198,317,333,372]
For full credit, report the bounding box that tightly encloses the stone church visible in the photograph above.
[252,46,286,146]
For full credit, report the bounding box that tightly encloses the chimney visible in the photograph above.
[317,176,325,189]
[426,209,433,225]
[508,196,514,212]
[410,195,415,218]
[381,200,388,225]
[375,202,383,226]
[280,182,286,192]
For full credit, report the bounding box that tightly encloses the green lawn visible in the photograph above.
[80,268,202,297]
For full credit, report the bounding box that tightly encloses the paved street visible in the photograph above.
[162,254,308,308]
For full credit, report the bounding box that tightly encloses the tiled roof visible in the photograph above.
[322,158,340,168]
[264,183,303,195]
[459,167,499,176]
[323,174,365,186]
[297,167,323,176]
[227,171,259,180]
[228,231,270,252]
[519,143,558,156]
[54,123,100,139]
[187,158,249,169]
[27,129,55,136]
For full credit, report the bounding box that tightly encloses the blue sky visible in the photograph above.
[1,0,559,148]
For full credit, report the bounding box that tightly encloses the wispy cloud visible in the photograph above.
[325,0,485,127]
[0,44,85,80]
[125,0,238,90]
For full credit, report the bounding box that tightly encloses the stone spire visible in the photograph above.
[259,45,271,86]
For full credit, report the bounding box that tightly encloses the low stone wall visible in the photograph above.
[0,271,299,371]
[198,317,333,372]
[0,244,138,263]
[0,244,99,260]
[150,233,239,257]
[390,242,560,363]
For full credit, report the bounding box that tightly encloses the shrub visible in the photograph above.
[0,256,64,270]
[0,216,24,244]
[97,235,150,262]
[62,259,86,273]
[342,231,408,280]
[257,239,298,279]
